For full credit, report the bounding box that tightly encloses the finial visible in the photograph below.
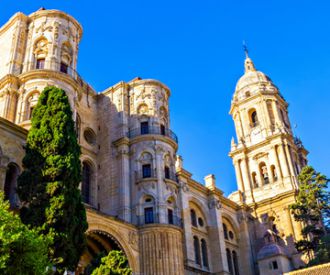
[243,40,249,58]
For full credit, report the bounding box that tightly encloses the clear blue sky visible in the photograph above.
[2,1,330,195]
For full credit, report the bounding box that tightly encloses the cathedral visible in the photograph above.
[0,8,309,275]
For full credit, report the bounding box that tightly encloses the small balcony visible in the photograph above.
[128,126,178,144]
[136,213,183,227]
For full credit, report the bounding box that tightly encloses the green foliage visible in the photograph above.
[84,251,107,275]
[91,250,132,275]
[17,86,88,273]
[0,192,51,275]
[289,165,330,262]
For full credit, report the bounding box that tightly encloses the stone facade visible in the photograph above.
[0,8,310,275]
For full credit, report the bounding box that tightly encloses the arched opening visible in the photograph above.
[201,239,209,268]
[25,91,40,120]
[79,230,130,275]
[82,161,93,204]
[249,109,259,128]
[259,162,269,185]
[193,236,201,265]
[34,37,48,69]
[252,172,258,188]
[270,165,277,182]
[4,163,20,208]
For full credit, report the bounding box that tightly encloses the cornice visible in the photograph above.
[28,9,83,40]
[0,117,28,139]
[0,74,20,90]
[128,78,171,97]
[0,12,29,36]
[129,134,178,151]
[86,207,137,231]
[250,189,296,209]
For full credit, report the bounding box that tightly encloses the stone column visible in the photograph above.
[117,141,131,222]
[238,212,255,275]
[0,165,7,191]
[155,146,166,223]
[207,194,230,275]
[234,160,244,193]
[284,143,298,188]
[139,225,184,275]
[278,144,290,178]
[273,146,283,180]
[272,100,282,126]
[241,157,251,193]
[178,176,195,264]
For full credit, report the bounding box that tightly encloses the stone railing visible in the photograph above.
[128,126,178,144]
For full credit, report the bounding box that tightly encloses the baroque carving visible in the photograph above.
[208,198,221,210]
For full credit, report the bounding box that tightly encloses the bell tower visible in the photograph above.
[229,53,308,271]
[229,54,308,205]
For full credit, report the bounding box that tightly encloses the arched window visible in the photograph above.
[271,165,277,182]
[259,162,269,184]
[164,166,170,179]
[194,236,201,265]
[249,109,259,127]
[191,209,197,227]
[201,239,209,268]
[82,161,92,204]
[140,152,153,179]
[25,92,40,120]
[223,223,229,240]
[34,38,48,69]
[60,42,73,74]
[226,248,233,274]
[245,91,251,98]
[232,251,239,275]
[252,172,258,188]
[4,163,20,208]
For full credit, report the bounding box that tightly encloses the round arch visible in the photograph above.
[188,197,210,227]
[222,212,240,241]
[83,222,138,273]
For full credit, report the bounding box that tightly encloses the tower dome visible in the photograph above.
[236,56,274,90]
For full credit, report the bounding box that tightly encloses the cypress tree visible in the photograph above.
[17,86,88,273]
[289,166,330,262]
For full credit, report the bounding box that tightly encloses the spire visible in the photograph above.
[242,41,256,73]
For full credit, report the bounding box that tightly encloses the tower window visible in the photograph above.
[160,124,166,135]
[60,62,68,73]
[142,164,152,178]
[260,162,269,185]
[249,109,259,127]
[36,59,45,69]
[271,165,277,181]
[252,172,258,188]
[140,121,149,135]
[168,208,174,224]
[164,166,170,179]
[272,261,278,269]
[144,207,154,224]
